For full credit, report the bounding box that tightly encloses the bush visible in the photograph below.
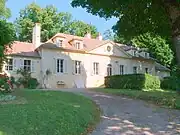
[28,78,39,89]
[161,77,180,90]
[0,74,11,93]
[105,74,160,90]
[16,69,39,89]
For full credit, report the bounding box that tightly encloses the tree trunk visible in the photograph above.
[163,1,180,65]
[173,35,180,66]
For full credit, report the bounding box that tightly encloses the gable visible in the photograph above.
[89,42,131,58]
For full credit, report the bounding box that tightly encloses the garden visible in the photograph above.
[91,74,180,109]
[0,70,100,135]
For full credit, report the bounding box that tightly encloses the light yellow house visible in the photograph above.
[2,23,170,88]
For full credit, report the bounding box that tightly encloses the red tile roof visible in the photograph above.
[45,33,108,51]
[6,41,40,58]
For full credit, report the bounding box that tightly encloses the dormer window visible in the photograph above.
[75,42,81,49]
[133,51,137,56]
[144,52,149,58]
[56,39,63,47]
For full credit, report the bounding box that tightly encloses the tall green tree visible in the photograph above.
[71,0,180,66]
[103,29,114,40]
[0,0,15,71]
[131,33,174,66]
[15,3,98,42]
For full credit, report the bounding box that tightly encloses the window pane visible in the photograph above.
[60,59,64,73]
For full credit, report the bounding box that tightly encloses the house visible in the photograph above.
[2,23,171,88]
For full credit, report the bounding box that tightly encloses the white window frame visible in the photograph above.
[23,59,31,71]
[75,60,81,75]
[145,67,149,74]
[75,42,81,49]
[56,59,64,73]
[107,64,112,76]
[56,39,63,47]
[5,58,13,71]
[119,65,124,75]
[93,62,99,75]
[133,66,138,74]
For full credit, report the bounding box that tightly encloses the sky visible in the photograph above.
[6,0,118,35]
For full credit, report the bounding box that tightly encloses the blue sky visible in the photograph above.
[6,0,118,34]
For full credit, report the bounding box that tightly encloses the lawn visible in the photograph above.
[90,88,180,109]
[0,89,100,135]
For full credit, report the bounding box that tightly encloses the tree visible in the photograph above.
[103,29,114,40]
[131,33,174,66]
[0,0,15,71]
[15,3,98,42]
[71,0,180,66]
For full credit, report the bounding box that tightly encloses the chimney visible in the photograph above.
[32,23,41,48]
[85,32,91,39]
[97,33,103,40]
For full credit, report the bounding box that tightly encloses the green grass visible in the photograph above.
[91,88,180,109]
[0,90,100,135]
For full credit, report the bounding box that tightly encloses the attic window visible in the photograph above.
[75,42,81,49]
[56,39,63,47]
[133,51,137,56]
[145,52,148,58]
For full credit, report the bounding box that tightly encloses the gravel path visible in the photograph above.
[53,88,180,135]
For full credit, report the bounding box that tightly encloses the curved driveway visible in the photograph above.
[59,88,180,135]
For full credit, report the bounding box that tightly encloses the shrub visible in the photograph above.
[0,76,11,93]
[16,69,39,89]
[105,74,160,90]
[28,78,39,89]
[161,77,180,90]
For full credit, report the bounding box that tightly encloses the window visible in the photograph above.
[57,59,64,73]
[5,58,13,71]
[145,68,149,74]
[107,64,112,76]
[93,62,99,75]
[24,60,31,71]
[133,51,137,56]
[133,66,137,74]
[75,42,80,49]
[75,61,81,74]
[119,65,124,75]
[56,39,63,47]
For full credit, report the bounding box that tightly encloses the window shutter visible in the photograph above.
[64,59,68,73]
[53,58,56,74]
[13,58,17,71]
[72,60,75,75]
[31,60,35,72]
[90,62,93,76]
[124,65,128,74]
[19,59,23,69]
[80,61,84,75]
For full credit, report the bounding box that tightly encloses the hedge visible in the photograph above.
[161,77,180,90]
[105,74,160,90]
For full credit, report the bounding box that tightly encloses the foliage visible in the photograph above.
[27,78,39,89]
[131,33,174,66]
[0,90,100,135]
[16,69,39,89]
[161,77,180,90]
[0,74,12,93]
[92,88,180,109]
[105,74,160,90]
[0,0,11,19]
[0,95,16,102]
[71,0,180,66]
[0,20,16,71]
[15,3,98,42]
[103,29,114,40]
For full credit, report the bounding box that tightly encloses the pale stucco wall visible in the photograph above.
[156,70,170,79]
[3,42,156,89]
[2,56,41,83]
[41,42,156,88]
